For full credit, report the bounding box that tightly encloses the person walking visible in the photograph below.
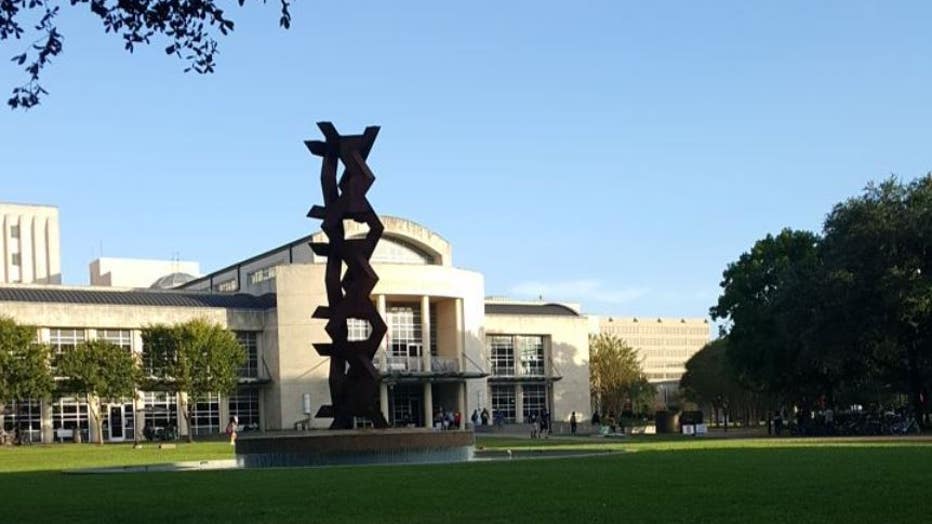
[481,408,490,426]
[225,416,238,446]
[570,411,578,435]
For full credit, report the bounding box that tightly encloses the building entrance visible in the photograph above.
[388,385,423,427]
[106,404,134,441]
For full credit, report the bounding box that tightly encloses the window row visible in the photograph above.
[2,389,261,442]
[487,335,546,376]
[31,328,259,380]
[490,384,550,424]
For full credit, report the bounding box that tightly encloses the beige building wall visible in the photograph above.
[485,301,591,423]
[0,202,61,284]
[90,257,201,288]
[589,316,711,383]
[271,262,485,430]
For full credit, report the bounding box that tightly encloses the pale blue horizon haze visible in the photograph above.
[2,1,931,321]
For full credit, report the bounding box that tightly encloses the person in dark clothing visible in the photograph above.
[570,411,578,435]
[481,408,490,426]
[592,412,601,426]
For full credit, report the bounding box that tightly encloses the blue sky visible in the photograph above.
[2,1,931,318]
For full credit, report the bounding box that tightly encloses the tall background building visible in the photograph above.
[589,316,711,406]
[0,202,61,284]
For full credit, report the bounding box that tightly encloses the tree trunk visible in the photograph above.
[182,396,193,443]
[90,395,104,445]
[0,402,5,436]
[906,344,926,429]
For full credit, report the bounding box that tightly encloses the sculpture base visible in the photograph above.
[235,428,475,468]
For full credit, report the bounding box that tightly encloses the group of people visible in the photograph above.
[527,409,553,438]
[432,408,462,430]
[470,408,492,427]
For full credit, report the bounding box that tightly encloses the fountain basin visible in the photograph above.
[235,428,475,468]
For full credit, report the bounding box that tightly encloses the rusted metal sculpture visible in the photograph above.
[306,122,389,429]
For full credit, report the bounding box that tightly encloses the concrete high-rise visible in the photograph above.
[0,202,61,284]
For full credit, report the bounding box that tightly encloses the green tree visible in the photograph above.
[681,338,771,427]
[822,176,932,424]
[142,319,245,442]
[0,316,54,433]
[710,229,828,405]
[589,333,656,417]
[58,339,141,445]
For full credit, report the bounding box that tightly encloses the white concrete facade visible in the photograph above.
[0,202,61,285]
[90,257,201,288]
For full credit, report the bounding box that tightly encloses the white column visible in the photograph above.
[421,295,431,372]
[423,383,433,429]
[46,215,61,284]
[19,216,33,283]
[515,384,524,424]
[2,214,11,282]
[380,383,390,423]
[377,294,388,372]
[455,298,465,372]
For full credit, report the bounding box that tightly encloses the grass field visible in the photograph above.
[1,435,930,523]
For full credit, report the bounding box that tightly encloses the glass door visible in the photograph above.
[108,405,125,441]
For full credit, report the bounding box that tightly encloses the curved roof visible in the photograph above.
[150,272,198,289]
[316,215,453,266]
[484,302,580,317]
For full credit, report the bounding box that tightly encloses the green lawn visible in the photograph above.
[1,436,930,523]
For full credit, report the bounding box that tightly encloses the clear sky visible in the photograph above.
[2,1,931,318]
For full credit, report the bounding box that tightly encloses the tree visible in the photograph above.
[0,316,54,433]
[58,339,140,444]
[589,333,656,417]
[822,176,932,424]
[142,319,244,442]
[1,0,292,109]
[710,229,829,405]
[681,338,771,427]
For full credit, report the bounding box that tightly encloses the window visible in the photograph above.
[229,389,260,431]
[214,279,237,292]
[518,336,545,376]
[387,305,421,357]
[2,399,41,443]
[370,237,433,265]
[49,328,85,371]
[9,225,20,238]
[489,336,515,375]
[98,329,132,353]
[10,253,21,266]
[389,385,422,427]
[522,384,547,421]
[143,391,178,430]
[347,318,372,342]
[189,393,220,436]
[247,267,276,285]
[491,385,516,423]
[235,331,258,378]
[52,397,90,442]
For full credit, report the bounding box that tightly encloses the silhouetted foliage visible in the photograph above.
[712,175,932,426]
[1,0,291,109]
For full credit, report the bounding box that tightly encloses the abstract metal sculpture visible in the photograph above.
[306,122,389,429]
